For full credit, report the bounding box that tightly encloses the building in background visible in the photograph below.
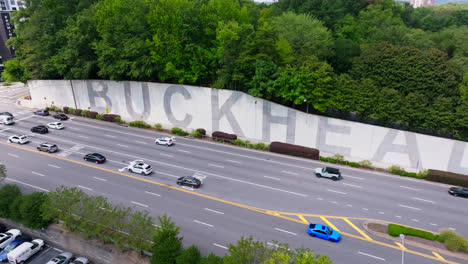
[0,0,24,11]
[0,1,23,72]
[410,0,435,7]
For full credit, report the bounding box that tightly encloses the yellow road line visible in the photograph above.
[0,142,461,264]
[433,252,445,261]
[343,217,373,241]
[395,242,406,249]
[298,215,308,224]
[320,216,341,232]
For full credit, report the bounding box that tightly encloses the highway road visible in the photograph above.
[0,86,467,264]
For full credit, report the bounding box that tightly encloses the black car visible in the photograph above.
[31,125,48,134]
[37,143,58,153]
[53,113,69,120]
[448,187,468,198]
[177,176,202,188]
[84,153,106,164]
[33,109,49,116]
[0,112,13,118]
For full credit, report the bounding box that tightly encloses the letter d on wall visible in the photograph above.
[164,85,193,128]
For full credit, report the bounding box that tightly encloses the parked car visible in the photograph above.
[7,239,44,264]
[46,251,73,264]
[0,115,14,125]
[31,125,49,134]
[83,153,106,164]
[0,236,32,262]
[307,223,341,242]
[314,167,342,181]
[37,143,59,153]
[47,122,64,130]
[8,135,29,144]
[0,229,21,250]
[155,137,174,146]
[128,160,152,175]
[448,187,468,198]
[177,176,202,188]
[53,113,69,120]
[71,257,89,264]
[0,112,13,118]
[33,109,49,116]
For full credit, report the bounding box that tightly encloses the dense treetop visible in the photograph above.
[3,0,468,140]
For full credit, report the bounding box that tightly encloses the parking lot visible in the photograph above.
[24,244,64,264]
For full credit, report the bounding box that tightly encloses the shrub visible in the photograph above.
[388,224,441,241]
[199,253,223,264]
[154,123,163,131]
[254,142,268,150]
[96,113,104,120]
[102,114,119,122]
[358,160,374,169]
[81,110,89,117]
[195,128,206,137]
[0,184,22,218]
[349,162,360,168]
[426,169,468,187]
[439,229,468,252]
[9,196,23,222]
[171,127,189,136]
[417,170,428,179]
[270,141,319,160]
[191,129,201,138]
[388,165,405,175]
[114,116,124,124]
[19,192,50,229]
[176,245,201,264]
[88,111,98,119]
[74,109,82,116]
[63,106,69,114]
[129,120,151,129]
[152,214,182,264]
[231,139,244,146]
[212,131,237,141]
[332,154,345,163]
[68,108,75,115]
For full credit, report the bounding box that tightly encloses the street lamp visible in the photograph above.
[400,234,405,264]
[304,99,309,113]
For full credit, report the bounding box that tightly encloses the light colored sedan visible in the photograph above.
[47,122,64,130]
[154,137,174,146]
[46,251,73,264]
[7,135,29,144]
[129,160,152,175]
[71,257,89,264]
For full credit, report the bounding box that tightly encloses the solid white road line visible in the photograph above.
[379,211,385,214]
[412,197,435,204]
[5,178,49,192]
[7,153,19,158]
[342,183,362,188]
[48,164,61,169]
[213,243,228,250]
[263,175,280,181]
[194,220,214,227]
[131,201,149,208]
[400,185,420,191]
[53,247,63,252]
[226,159,241,164]
[398,204,422,210]
[281,170,298,175]
[15,115,34,122]
[205,208,224,215]
[135,140,146,144]
[274,228,297,236]
[117,144,128,148]
[317,198,323,200]
[78,135,89,139]
[177,149,190,153]
[32,171,45,177]
[358,252,385,261]
[326,189,347,195]
[93,177,107,182]
[145,191,161,197]
[330,201,338,204]
[411,219,419,222]
[449,227,456,231]
[208,163,224,168]
[344,175,364,180]
[78,185,93,191]
[362,208,369,211]
[347,204,353,207]
[430,223,438,226]
[395,215,402,218]
[105,135,116,138]
[160,153,174,157]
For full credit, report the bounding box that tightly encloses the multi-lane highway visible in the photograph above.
[0,85,467,264]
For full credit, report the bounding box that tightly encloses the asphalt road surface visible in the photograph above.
[1,88,467,264]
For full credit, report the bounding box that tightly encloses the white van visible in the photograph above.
[0,115,14,125]
[7,239,44,264]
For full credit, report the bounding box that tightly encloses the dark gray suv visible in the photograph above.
[37,143,58,153]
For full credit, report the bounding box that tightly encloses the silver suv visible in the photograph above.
[315,167,342,181]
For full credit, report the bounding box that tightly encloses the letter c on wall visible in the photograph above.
[163,85,193,128]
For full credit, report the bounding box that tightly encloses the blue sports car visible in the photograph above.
[0,237,29,261]
[307,223,341,242]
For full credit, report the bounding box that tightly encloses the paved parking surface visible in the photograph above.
[27,245,62,264]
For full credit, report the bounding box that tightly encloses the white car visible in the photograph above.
[155,137,174,146]
[71,257,89,264]
[128,160,152,175]
[47,122,64,130]
[8,135,29,144]
[7,239,44,264]
[0,229,21,250]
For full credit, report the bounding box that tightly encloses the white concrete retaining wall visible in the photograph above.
[28,80,468,175]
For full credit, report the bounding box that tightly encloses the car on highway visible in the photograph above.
[47,122,64,130]
[8,135,29,144]
[315,167,342,181]
[53,113,69,120]
[46,251,73,264]
[0,112,13,118]
[83,153,106,164]
[0,229,21,250]
[0,235,32,261]
[128,160,152,175]
[70,256,89,264]
[33,109,49,116]
[177,176,202,188]
[448,187,468,198]
[155,137,174,146]
[37,143,59,153]
[0,115,14,125]
[31,125,49,134]
[307,223,341,242]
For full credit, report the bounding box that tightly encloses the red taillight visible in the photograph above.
[195,184,199,186]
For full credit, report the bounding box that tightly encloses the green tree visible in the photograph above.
[0,164,6,182]
[151,214,183,264]
[19,192,50,229]
[294,248,333,264]
[1,57,28,83]
[223,236,270,264]
[200,253,223,264]
[176,245,201,264]
[0,184,21,218]
[9,196,23,223]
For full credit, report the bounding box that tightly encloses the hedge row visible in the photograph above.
[212,131,237,141]
[171,127,189,136]
[427,169,468,187]
[388,224,442,242]
[129,120,151,129]
[62,106,122,123]
[269,141,319,160]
